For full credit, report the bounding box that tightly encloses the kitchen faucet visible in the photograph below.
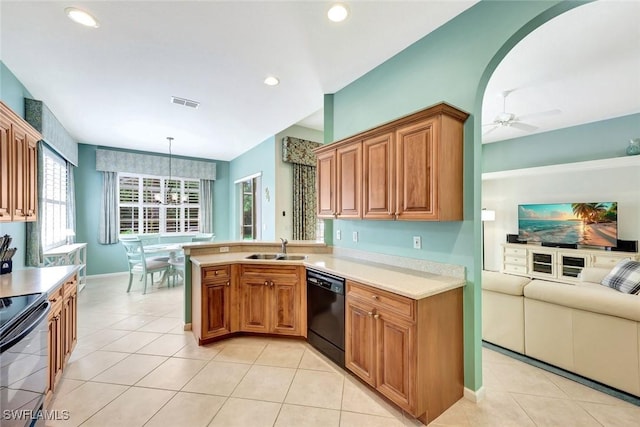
[280,238,288,254]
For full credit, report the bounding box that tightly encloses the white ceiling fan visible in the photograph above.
[483,90,561,136]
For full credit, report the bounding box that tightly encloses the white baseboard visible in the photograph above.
[464,386,486,403]
[87,272,128,279]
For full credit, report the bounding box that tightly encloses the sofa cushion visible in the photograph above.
[579,267,611,285]
[524,279,640,322]
[482,270,530,296]
[601,259,640,294]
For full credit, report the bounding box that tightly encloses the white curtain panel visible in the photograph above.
[98,171,119,244]
[200,179,214,233]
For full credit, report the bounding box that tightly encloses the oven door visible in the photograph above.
[1,297,49,427]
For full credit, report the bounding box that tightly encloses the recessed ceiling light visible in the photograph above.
[264,76,280,86]
[328,3,349,23]
[65,7,100,28]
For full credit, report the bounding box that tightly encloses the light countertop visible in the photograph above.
[190,253,465,300]
[0,265,79,298]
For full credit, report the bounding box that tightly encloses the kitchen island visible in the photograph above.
[186,241,465,425]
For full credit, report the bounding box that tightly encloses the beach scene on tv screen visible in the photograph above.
[518,202,617,247]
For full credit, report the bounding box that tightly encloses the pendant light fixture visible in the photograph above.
[166,136,179,204]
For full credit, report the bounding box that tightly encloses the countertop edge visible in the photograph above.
[190,254,466,300]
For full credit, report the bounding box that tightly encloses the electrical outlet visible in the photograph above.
[352,231,358,242]
[219,246,229,253]
[413,236,421,249]
[336,230,341,240]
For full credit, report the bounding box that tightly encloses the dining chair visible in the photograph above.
[121,239,170,294]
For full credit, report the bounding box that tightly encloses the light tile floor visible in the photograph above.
[46,274,640,426]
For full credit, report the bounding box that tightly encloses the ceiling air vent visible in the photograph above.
[171,96,200,109]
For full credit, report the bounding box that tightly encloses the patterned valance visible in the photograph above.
[95,148,216,180]
[282,136,322,166]
[25,98,78,166]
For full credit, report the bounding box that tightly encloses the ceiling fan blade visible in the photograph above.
[483,125,499,136]
[517,109,562,121]
[510,122,538,132]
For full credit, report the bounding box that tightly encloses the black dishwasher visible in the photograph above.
[306,268,345,367]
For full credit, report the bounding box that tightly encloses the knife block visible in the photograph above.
[0,260,12,275]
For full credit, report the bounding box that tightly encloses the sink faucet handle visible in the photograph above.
[280,238,288,244]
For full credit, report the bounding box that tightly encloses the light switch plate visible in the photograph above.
[413,236,421,249]
[353,231,358,242]
[336,230,341,240]
[219,246,229,253]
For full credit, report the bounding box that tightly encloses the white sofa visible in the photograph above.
[483,268,640,397]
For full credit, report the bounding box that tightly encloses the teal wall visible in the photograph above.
[483,113,640,173]
[0,62,33,270]
[76,143,231,275]
[327,0,579,392]
[228,136,276,240]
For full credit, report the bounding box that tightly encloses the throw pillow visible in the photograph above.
[601,259,640,294]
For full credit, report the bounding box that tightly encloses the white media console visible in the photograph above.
[500,243,639,285]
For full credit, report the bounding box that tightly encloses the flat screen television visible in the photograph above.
[518,202,618,248]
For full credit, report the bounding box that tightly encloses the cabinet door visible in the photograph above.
[47,300,63,397]
[316,150,336,218]
[363,133,394,219]
[336,143,362,218]
[23,137,37,222]
[0,114,11,221]
[271,279,300,335]
[203,281,232,338]
[239,278,270,333]
[375,312,416,412]
[345,298,376,386]
[11,125,27,221]
[395,118,438,220]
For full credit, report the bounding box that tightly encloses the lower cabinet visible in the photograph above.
[345,280,463,425]
[191,263,305,344]
[46,274,78,403]
[239,264,304,336]
[192,265,234,344]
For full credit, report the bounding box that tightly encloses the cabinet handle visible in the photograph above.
[264,281,269,286]
[226,281,230,287]
[270,281,274,287]
[374,314,380,320]
[367,311,373,317]
[371,295,379,300]
[215,271,219,275]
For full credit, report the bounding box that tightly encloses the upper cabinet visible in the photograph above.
[315,103,468,222]
[0,102,41,222]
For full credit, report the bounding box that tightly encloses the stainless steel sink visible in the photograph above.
[245,253,280,260]
[276,255,306,261]
[245,253,306,261]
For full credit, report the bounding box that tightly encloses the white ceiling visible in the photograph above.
[482,0,640,144]
[0,0,477,161]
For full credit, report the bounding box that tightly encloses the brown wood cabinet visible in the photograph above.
[345,280,463,425]
[0,101,41,222]
[239,264,304,336]
[192,265,235,344]
[46,273,78,404]
[315,103,468,222]
[316,150,336,218]
[336,142,362,219]
[363,132,395,219]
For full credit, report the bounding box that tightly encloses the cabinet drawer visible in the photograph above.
[504,247,527,257]
[347,281,415,321]
[503,264,527,275]
[504,256,526,266]
[48,286,63,304]
[241,264,298,278]
[202,266,230,282]
[63,279,77,298]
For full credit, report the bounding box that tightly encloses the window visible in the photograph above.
[42,147,68,250]
[118,173,200,234]
[235,174,261,240]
